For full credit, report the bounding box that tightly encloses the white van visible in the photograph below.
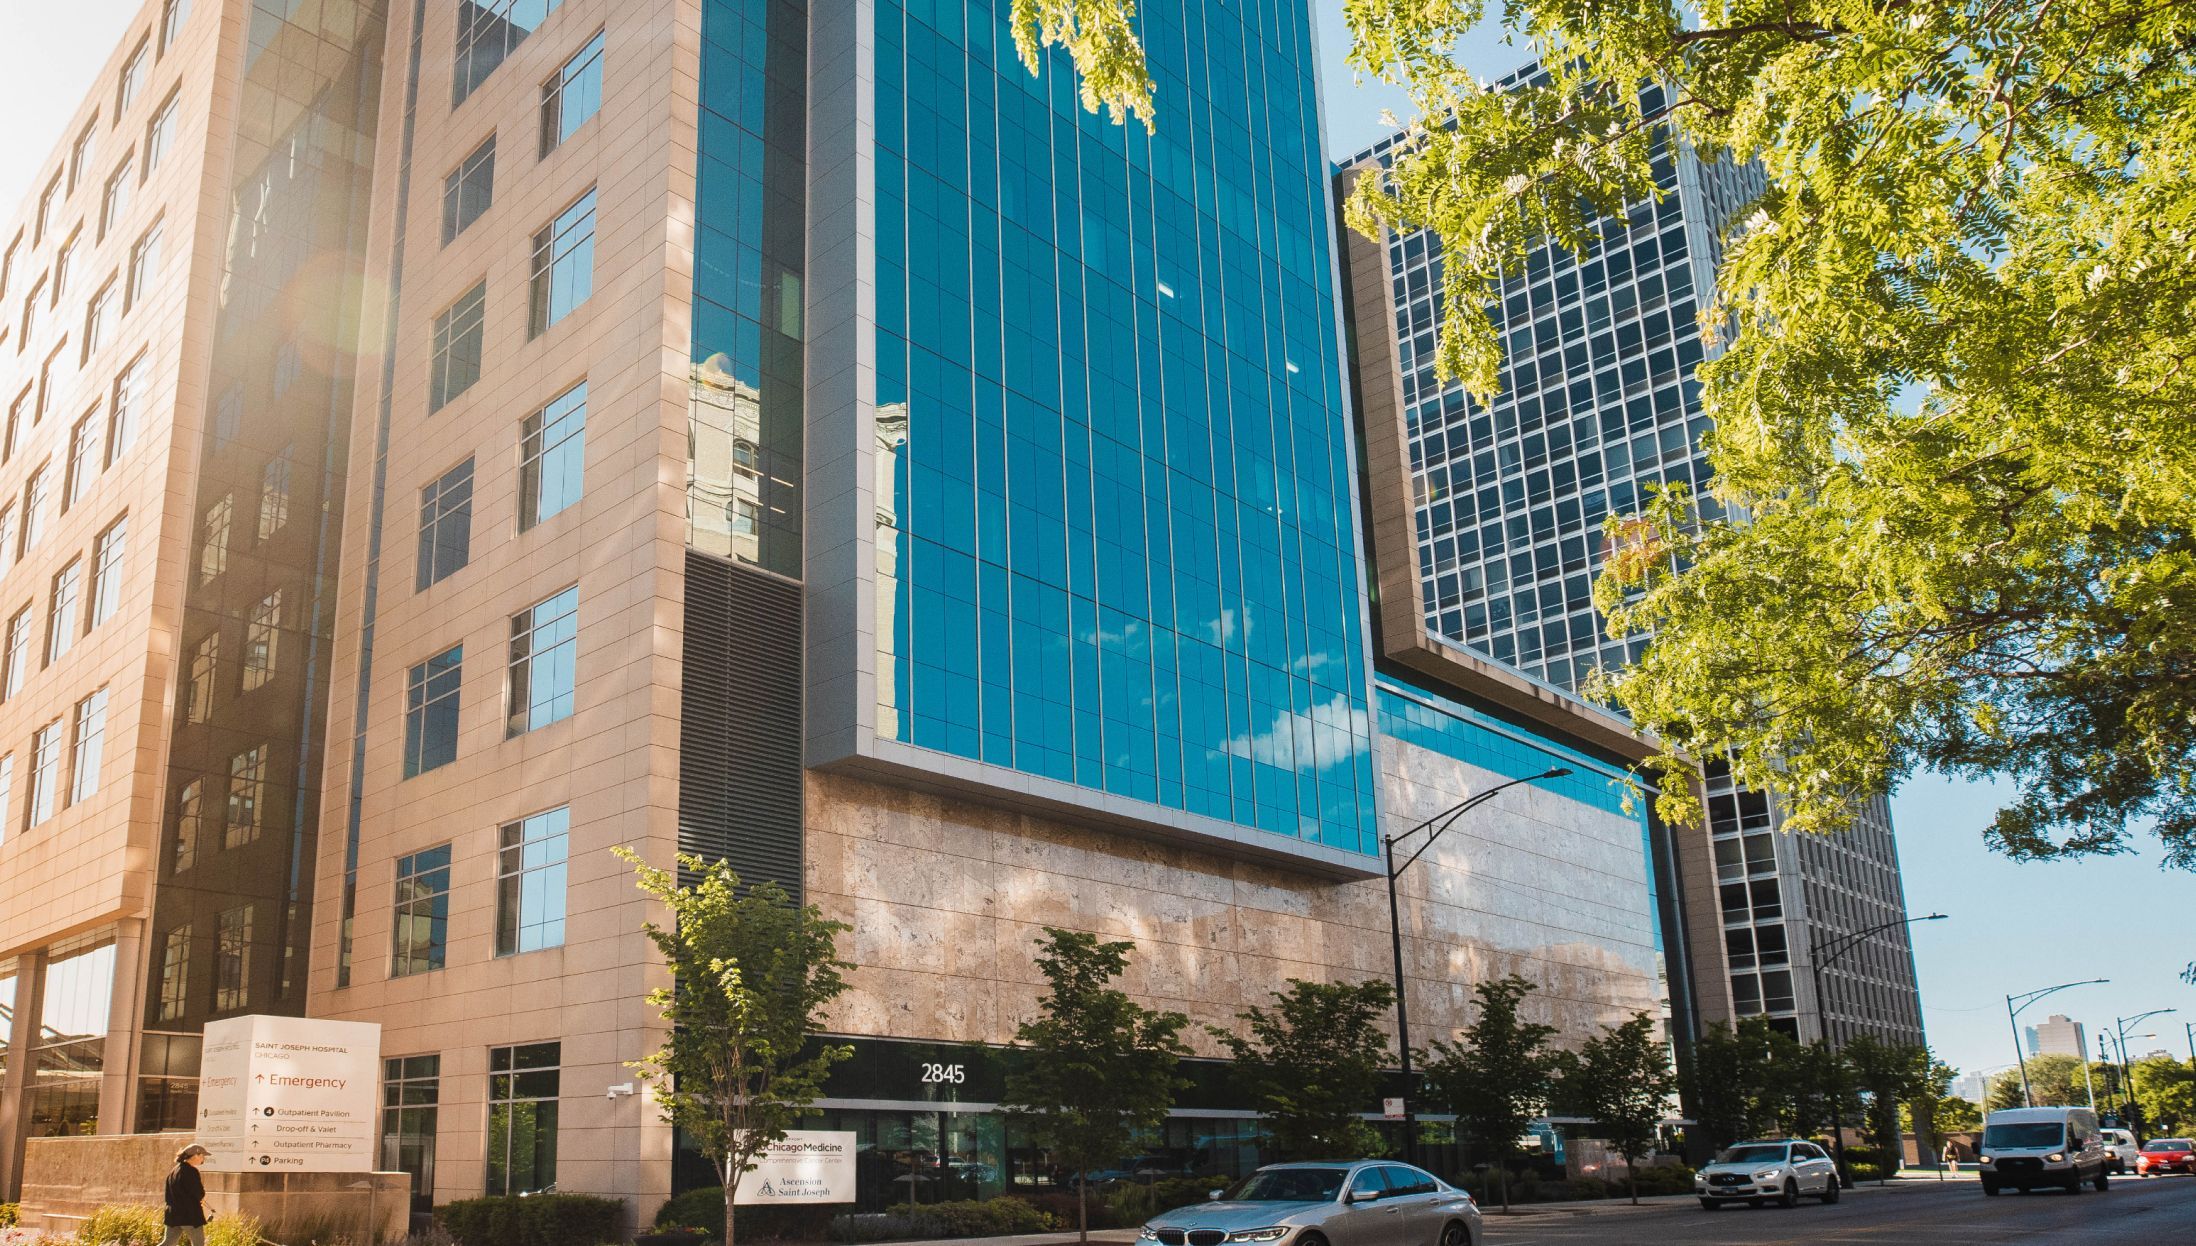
[1979,1106,2111,1195]
[2099,1128,2138,1174]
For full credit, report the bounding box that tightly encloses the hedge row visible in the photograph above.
[436,1194,623,1246]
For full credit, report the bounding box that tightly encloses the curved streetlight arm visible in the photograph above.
[1812,912,1947,969]
[2006,978,2109,1109]
[1386,767,1572,880]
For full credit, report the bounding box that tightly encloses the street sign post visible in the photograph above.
[195,1015,381,1173]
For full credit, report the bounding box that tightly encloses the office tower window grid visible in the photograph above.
[404,646,463,778]
[454,0,567,107]
[441,136,495,245]
[417,458,474,589]
[867,0,1375,849]
[505,586,577,736]
[391,844,452,977]
[527,188,595,337]
[69,688,107,804]
[429,282,486,412]
[225,745,265,847]
[486,1042,559,1196]
[495,805,568,955]
[539,30,604,156]
[517,382,583,530]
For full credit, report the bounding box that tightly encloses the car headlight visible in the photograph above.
[1978,1155,1992,1164]
[1752,1168,1781,1181]
[1136,1228,1161,1243]
[2046,1153,2065,1162]
[1225,1230,1288,1243]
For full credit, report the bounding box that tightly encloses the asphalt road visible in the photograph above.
[1478,1174,2196,1245]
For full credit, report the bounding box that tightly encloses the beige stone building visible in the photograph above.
[2,0,1731,1226]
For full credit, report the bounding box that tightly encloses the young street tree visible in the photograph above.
[1420,975,1556,1212]
[617,849,853,1246]
[1017,3,2196,976]
[1558,1014,1678,1205]
[1212,978,1397,1161]
[1001,929,1191,1244]
[1682,1019,1796,1150]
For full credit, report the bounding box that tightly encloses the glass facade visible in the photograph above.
[687,0,806,576]
[866,0,1374,854]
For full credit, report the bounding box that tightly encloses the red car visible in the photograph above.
[2137,1139,2195,1176]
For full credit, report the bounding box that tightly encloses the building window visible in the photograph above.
[108,352,146,461]
[506,587,577,736]
[4,387,25,462]
[46,559,83,666]
[212,385,240,449]
[83,279,117,360]
[126,219,163,308]
[243,590,281,690]
[486,1042,559,1196]
[36,341,69,424]
[539,32,604,155]
[0,507,12,577]
[172,778,202,871]
[0,754,12,849]
[519,382,585,529]
[100,160,133,240]
[392,844,453,977]
[225,744,265,848]
[454,0,567,106]
[0,233,17,305]
[185,632,216,723]
[91,517,128,626]
[441,137,495,245]
[21,276,44,342]
[70,119,100,193]
[28,719,62,826]
[496,806,568,955]
[3,606,30,699]
[54,233,81,303]
[159,0,192,53]
[156,926,190,1022]
[257,452,291,538]
[416,458,474,590]
[22,464,50,554]
[116,39,149,116]
[429,282,486,412]
[527,189,595,337]
[69,688,107,804]
[144,91,180,173]
[199,493,231,583]
[383,1055,441,1217]
[215,903,252,1011]
[64,411,99,509]
[404,646,463,778]
[35,174,62,245]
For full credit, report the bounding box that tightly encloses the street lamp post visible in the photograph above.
[1385,766,1572,1165]
[2185,1021,2195,1064]
[2111,1010,2177,1131]
[2004,979,2109,1107]
[1807,913,1947,1188]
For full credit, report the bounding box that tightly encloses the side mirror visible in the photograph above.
[1345,1189,1373,1205]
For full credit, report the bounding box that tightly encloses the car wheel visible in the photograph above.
[1296,1233,1328,1246]
[1982,1178,2000,1196]
[2095,1168,2109,1192]
[1700,1198,1720,1211]
[1780,1179,1800,1209]
[1820,1178,1840,1204]
[2065,1171,2083,1195]
[1439,1220,1470,1246]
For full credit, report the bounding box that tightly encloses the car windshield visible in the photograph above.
[1714,1145,1788,1165]
[2142,1140,2193,1152]
[1983,1123,2065,1149]
[1228,1169,1348,1203]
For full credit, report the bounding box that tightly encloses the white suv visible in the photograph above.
[2100,1128,2138,1174]
[1695,1140,1840,1209]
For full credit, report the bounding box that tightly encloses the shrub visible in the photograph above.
[206,1215,264,1246]
[909,1199,1055,1239]
[435,1194,623,1246]
[652,1187,835,1241]
[0,1203,18,1228]
[1008,1192,1125,1231]
[81,1205,168,1246]
[1626,1163,1696,1196]
[1109,1178,1219,1223]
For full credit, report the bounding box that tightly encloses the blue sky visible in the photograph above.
[4,2,2185,1080]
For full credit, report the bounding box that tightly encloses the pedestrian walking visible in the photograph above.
[1941,1139,1960,1169]
[161,1144,213,1246]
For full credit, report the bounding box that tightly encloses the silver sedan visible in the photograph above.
[1137,1161,1483,1246]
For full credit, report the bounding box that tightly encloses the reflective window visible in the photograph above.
[214,903,252,1010]
[416,458,474,589]
[69,119,99,194]
[429,282,486,412]
[197,492,230,582]
[527,188,594,336]
[156,926,190,1021]
[441,136,495,245]
[392,844,452,977]
[0,508,12,578]
[46,558,83,665]
[172,778,202,870]
[21,463,49,549]
[159,0,192,54]
[539,31,604,155]
[82,279,117,361]
[506,586,577,735]
[243,590,281,690]
[69,688,107,804]
[3,606,31,699]
[518,381,584,529]
[91,517,128,624]
[404,645,462,778]
[101,159,133,239]
[487,1042,559,1195]
[116,38,149,116]
[64,410,99,507]
[185,633,215,723]
[28,718,62,825]
[496,806,567,955]
[0,754,11,847]
[144,91,179,173]
[224,745,265,847]
[30,939,115,1137]
[34,174,62,245]
[454,0,567,106]
[383,1055,441,1217]
[126,219,163,308]
[257,453,291,539]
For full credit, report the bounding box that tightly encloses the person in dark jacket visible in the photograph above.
[162,1143,212,1246]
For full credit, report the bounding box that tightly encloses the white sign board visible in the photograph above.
[735,1130,857,1204]
[195,1015,381,1173]
[1383,1098,1406,1121]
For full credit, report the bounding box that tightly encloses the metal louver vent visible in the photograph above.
[678,551,804,899]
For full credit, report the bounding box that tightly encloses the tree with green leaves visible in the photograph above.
[1843,1038,1939,1183]
[2131,1056,2196,1135]
[617,849,854,1246]
[1556,1013,1679,1204]
[1891,1054,1961,1172]
[1420,975,1557,1213]
[1211,978,1397,1162]
[1017,0,2196,980]
[1002,929,1191,1244]
[1682,1019,1796,1150]
[1984,1053,2100,1112]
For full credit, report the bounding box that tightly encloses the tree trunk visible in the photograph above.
[1077,1172,1089,1245]
[1628,1163,1638,1206]
[1498,1163,1510,1214]
[725,1173,739,1246]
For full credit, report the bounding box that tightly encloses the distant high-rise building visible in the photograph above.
[1340,63,1926,1048]
[2026,1013,2089,1059]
